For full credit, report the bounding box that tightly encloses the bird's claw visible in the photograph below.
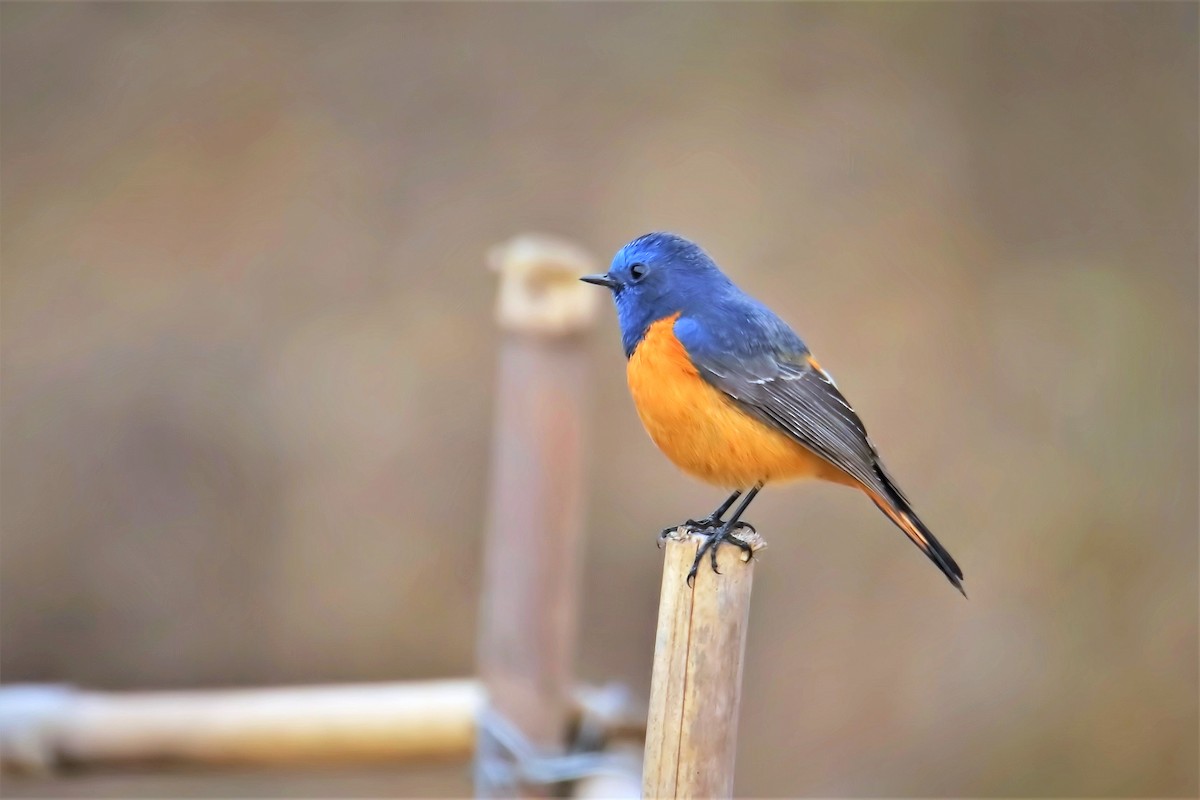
[659,519,702,539]
[683,521,756,587]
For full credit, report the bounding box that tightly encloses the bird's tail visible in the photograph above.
[866,467,965,597]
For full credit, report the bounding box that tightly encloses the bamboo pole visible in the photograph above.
[0,680,482,775]
[0,681,646,778]
[642,529,765,800]
[476,235,601,797]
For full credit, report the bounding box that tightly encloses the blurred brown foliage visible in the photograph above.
[2,3,1196,797]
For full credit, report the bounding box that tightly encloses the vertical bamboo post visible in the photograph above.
[476,235,600,798]
[642,529,765,800]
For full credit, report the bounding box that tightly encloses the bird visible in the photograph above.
[580,232,964,596]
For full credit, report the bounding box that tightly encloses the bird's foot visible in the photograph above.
[685,521,757,587]
[657,514,722,548]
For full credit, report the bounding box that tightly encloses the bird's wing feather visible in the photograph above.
[710,353,886,495]
[673,313,885,495]
[673,311,964,591]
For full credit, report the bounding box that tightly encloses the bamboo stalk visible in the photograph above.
[642,529,765,800]
[0,680,482,774]
[476,235,601,797]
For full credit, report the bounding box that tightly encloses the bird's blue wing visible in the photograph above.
[673,290,964,591]
[673,310,887,497]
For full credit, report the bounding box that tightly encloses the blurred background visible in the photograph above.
[2,3,1196,797]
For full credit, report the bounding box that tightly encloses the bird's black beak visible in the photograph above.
[580,273,619,289]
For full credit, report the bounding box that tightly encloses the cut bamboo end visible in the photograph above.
[487,234,600,336]
[642,530,764,800]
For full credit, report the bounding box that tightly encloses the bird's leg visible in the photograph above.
[687,485,762,586]
[658,490,741,543]
[692,490,743,529]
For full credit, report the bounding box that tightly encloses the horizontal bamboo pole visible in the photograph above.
[642,529,764,799]
[0,680,482,774]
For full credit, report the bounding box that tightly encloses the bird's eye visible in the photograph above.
[629,263,648,281]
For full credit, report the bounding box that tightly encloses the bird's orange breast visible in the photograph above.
[626,314,837,489]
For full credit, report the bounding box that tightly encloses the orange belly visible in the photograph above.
[627,315,839,489]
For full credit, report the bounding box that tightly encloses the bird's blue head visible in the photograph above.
[581,232,734,356]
